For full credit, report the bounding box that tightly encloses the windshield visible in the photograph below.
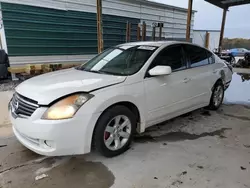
[78,45,157,76]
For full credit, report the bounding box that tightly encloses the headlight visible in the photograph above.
[42,93,93,120]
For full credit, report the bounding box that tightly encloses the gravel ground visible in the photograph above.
[0,80,21,92]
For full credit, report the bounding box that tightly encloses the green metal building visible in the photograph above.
[0,0,195,66]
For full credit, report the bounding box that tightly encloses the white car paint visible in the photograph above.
[15,68,126,105]
[9,41,232,156]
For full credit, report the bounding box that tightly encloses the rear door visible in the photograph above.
[183,44,214,105]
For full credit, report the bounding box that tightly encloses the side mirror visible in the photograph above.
[149,66,172,76]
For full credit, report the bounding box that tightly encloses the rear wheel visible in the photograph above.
[208,81,224,110]
[93,105,136,157]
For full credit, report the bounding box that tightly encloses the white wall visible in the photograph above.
[193,30,220,51]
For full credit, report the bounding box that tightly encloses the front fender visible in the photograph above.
[96,94,146,132]
[91,83,147,133]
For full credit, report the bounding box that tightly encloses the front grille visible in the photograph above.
[11,92,39,118]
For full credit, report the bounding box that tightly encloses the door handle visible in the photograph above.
[213,70,217,74]
[183,78,191,83]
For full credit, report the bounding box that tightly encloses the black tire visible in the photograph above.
[93,105,136,157]
[208,81,225,110]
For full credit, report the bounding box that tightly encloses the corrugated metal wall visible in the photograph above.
[64,0,195,41]
[0,0,195,60]
[1,2,139,56]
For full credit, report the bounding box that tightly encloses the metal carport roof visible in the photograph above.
[185,0,250,51]
[205,0,250,8]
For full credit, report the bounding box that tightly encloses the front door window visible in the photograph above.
[149,45,187,72]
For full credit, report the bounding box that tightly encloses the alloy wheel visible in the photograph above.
[104,115,132,151]
[213,85,223,107]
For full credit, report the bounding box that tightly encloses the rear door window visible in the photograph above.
[184,44,210,68]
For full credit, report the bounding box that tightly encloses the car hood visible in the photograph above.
[16,68,126,105]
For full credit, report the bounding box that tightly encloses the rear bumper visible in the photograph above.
[225,80,231,90]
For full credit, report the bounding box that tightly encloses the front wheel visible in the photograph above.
[208,81,225,110]
[93,105,136,157]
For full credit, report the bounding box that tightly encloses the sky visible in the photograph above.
[152,0,250,38]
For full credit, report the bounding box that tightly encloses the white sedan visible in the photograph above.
[9,41,232,157]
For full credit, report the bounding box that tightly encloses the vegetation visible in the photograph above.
[222,38,250,50]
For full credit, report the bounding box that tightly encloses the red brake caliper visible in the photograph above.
[104,132,110,140]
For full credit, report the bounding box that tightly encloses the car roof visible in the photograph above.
[117,41,182,47]
[117,41,206,48]
[116,41,213,53]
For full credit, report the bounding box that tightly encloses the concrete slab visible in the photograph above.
[0,91,13,138]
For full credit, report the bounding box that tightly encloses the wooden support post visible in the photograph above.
[128,23,131,42]
[142,22,146,41]
[159,23,163,40]
[126,21,131,42]
[137,23,141,41]
[186,0,193,42]
[126,22,129,42]
[219,8,228,52]
[205,31,210,49]
[96,0,103,53]
[152,26,156,41]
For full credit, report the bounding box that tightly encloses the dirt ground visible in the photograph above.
[0,72,250,188]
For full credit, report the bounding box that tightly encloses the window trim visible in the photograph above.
[207,51,215,64]
[144,44,188,78]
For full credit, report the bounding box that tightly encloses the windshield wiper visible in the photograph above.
[83,69,108,75]
[75,66,82,70]
[98,71,125,76]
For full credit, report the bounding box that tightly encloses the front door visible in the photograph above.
[144,44,191,126]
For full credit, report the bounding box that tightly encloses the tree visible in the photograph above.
[222,38,250,49]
